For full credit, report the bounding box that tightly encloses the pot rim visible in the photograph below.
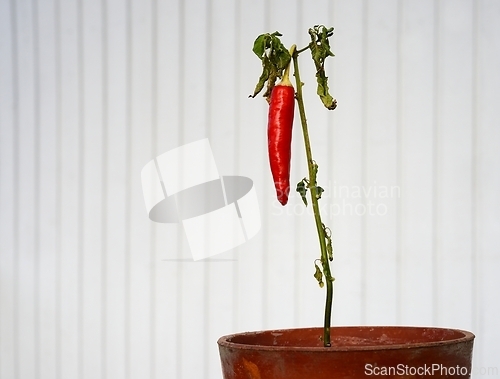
[217,326,475,352]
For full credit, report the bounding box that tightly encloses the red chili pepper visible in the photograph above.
[268,63,294,206]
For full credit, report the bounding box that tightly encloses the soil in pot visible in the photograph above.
[218,326,474,379]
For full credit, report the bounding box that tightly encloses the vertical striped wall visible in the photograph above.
[1,0,499,378]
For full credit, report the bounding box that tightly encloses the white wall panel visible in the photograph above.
[0,1,17,378]
[329,0,365,327]
[363,0,400,326]
[435,0,474,331]
[81,0,105,378]
[59,0,81,373]
[474,0,500,374]
[37,1,59,378]
[104,0,128,377]
[154,0,182,378]
[1,0,500,378]
[399,0,435,327]
[129,0,154,377]
[14,0,38,377]
[177,1,209,378]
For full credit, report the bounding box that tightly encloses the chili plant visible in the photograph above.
[251,26,337,346]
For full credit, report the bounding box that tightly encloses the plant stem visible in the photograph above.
[296,44,312,54]
[291,45,334,347]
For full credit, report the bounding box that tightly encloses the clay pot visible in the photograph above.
[218,326,474,379]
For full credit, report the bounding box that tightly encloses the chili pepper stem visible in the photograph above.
[291,45,334,347]
[280,52,293,86]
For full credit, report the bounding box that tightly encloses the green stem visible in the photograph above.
[295,44,312,54]
[291,46,334,347]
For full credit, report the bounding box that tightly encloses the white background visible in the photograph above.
[1,0,499,378]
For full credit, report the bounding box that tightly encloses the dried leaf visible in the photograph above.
[308,25,337,110]
[314,263,324,288]
[296,179,308,206]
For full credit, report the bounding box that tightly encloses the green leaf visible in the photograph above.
[296,179,308,206]
[252,34,269,59]
[250,32,291,102]
[270,34,291,70]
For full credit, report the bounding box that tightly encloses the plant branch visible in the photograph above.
[296,44,312,55]
[291,45,334,347]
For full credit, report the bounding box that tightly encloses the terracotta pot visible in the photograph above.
[218,326,474,379]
